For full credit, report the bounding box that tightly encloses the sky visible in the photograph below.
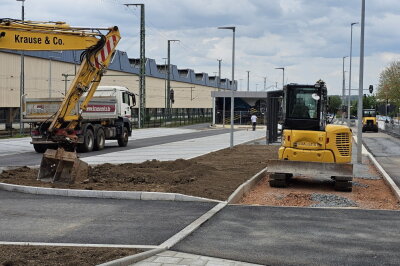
[2,0,400,95]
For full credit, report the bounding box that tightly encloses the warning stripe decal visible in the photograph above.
[95,35,119,69]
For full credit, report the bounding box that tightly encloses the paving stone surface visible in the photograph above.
[132,251,262,266]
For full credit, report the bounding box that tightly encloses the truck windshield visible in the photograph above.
[287,87,319,119]
[363,110,376,117]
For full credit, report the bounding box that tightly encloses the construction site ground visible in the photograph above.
[0,246,141,266]
[0,144,398,208]
[1,127,399,265]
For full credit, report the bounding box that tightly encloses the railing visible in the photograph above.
[382,120,400,137]
[215,110,265,125]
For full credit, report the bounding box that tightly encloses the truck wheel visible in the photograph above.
[77,129,94,153]
[117,127,129,147]
[33,144,48,153]
[94,128,105,151]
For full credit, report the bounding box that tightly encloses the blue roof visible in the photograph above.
[1,49,237,90]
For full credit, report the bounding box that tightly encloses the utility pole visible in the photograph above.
[356,0,365,164]
[264,77,267,91]
[217,59,222,91]
[167,40,180,119]
[275,67,285,89]
[17,0,25,134]
[61,74,71,95]
[246,71,250,92]
[162,57,168,109]
[342,56,348,124]
[218,59,226,127]
[125,4,145,128]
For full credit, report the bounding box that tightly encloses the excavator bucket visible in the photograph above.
[37,148,88,184]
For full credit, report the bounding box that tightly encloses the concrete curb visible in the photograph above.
[353,135,400,202]
[97,247,167,266]
[227,167,268,204]
[0,182,221,203]
[367,153,400,202]
[160,202,227,249]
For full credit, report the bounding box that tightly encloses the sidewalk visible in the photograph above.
[132,251,261,266]
[83,129,265,165]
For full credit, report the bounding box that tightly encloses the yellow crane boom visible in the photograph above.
[0,18,121,183]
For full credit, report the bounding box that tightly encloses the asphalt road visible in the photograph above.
[362,131,400,187]
[0,128,230,167]
[173,205,400,265]
[0,190,215,245]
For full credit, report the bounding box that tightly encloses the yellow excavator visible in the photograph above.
[267,80,353,191]
[362,109,378,132]
[0,18,121,183]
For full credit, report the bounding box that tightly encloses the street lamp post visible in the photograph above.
[275,67,285,89]
[17,0,25,134]
[162,57,168,109]
[356,0,366,164]
[342,56,348,124]
[218,26,236,148]
[167,40,179,120]
[348,22,359,125]
[246,70,250,92]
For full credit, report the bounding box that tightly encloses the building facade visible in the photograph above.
[0,50,236,127]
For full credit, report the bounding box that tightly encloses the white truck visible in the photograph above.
[23,86,136,153]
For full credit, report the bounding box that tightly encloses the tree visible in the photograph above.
[350,95,376,116]
[327,95,341,114]
[377,60,400,107]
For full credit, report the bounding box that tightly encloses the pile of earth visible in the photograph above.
[0,145,279,201]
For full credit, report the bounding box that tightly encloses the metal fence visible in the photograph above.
[132,108,213,128]
[382,120,400,137]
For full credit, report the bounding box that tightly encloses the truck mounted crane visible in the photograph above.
[0,18,121,183]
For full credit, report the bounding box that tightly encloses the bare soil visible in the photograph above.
[0,145,279,201]
[0,246,141,266]
[240,164,400,210]
[1,143,399,265]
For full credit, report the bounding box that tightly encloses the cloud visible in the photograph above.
[1,0,399,95]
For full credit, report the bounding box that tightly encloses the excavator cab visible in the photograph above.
[283,81,327,131]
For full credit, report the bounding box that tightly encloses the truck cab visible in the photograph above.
[92,86,136,119]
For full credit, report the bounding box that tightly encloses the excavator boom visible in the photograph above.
[0,18,121,183]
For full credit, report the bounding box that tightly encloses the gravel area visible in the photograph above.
[240,156,400,210]
[310,193,357,208]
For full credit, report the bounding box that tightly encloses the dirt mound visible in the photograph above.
[0,245,140,266]
[0,145,279,201]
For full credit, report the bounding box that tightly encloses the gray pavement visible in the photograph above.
[0,127,230,167]
[0,190,215,245]
[173,205,400,265]
[361,131,400,187]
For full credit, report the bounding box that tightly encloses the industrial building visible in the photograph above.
[0,49,236,128]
